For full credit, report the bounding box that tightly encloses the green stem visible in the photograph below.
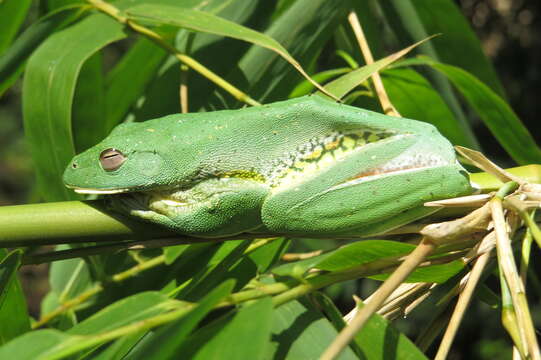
[0,201,174,247]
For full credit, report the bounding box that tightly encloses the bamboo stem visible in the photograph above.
[435,250,491,359]
[347,11,399,116]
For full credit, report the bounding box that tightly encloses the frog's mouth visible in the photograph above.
[66,185,137,195]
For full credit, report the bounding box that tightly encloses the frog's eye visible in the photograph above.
[100,148,126,171]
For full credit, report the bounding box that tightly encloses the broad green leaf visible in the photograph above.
[105,36,167,131]
[354,302,428,360]
[49,252,92,303]
[272,250,334,277]
[67,292,180,335]
[42,250,93,329]
[310,292,364,358]
[91,330,147,360]
[311,291,427,359]
[274,240,463,283]
[0,329,74,360]
[46,0,85,11]
[265,299,357,360]
[425,59,541,165]
[315,240,413,272]
[177,240,252,301]
[233,0,350,103]
[163,244,190,265]
[0,5,86,96]
[130,280,235,359]
[370,260,464,284]
[23,13,126,201]
[382,67,474,147]
[72,52,107,152]
[176,297,274,360]
[378,0,484,149]
[0,0,32,53]
[320,37,435,100]
[246,237,290,273]
[0,249,21,305]
[0,249,30,344]
[273,240,411,277]
[125,3,333,99]
[0,292,191,359]
[380,0,505,96]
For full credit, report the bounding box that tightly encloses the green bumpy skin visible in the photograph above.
[63,96,472,238]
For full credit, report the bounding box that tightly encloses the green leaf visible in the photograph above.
[380,0,505,96]
[0,5,85,96]
[246,237,290,273]
[425,59,541,165]
[274,240,463,283]
[354,303,428,360]
[67,292,179,335]
[0,249,21,304]
[310,292,364,358]
[271,240,411,278]
[320,37,434,100]
[176,240,253,301]
[42,250,93,329]
[22,13,126,201]
[125,3,333,98]
[272,250,334,277]
[104,37,167,131]
[315,240,413,272]
[370,260,464,284]
[0,292,190,359]
[90,330,147,360]
[49,252,92,302]
[130,280,235,359]
[0,329,74,360]
[289,67,351,98]
[174,0,273,112]
[233,0,350,103]
[0,0,32,53]
[163,244,190,265]
[382,67,475,147]
[265,299,357,359]
[72,52,107,152]
[0,249,30,344]
[176,297,274,360]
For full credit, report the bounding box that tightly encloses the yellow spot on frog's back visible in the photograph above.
[324,139,340,151]
[146,128,155,132]
[304,146,323,160]
[342,137,355,150]
[367,133,380,142]
[221,170,265,182]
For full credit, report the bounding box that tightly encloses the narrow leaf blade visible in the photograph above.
[22,13,126,201]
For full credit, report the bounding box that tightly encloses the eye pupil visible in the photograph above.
[100,148,126,171]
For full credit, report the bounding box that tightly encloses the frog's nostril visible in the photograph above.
[72,162,78,169]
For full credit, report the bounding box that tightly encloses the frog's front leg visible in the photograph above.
[110,178,269,237]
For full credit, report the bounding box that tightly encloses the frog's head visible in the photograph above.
[63,121,198,194]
